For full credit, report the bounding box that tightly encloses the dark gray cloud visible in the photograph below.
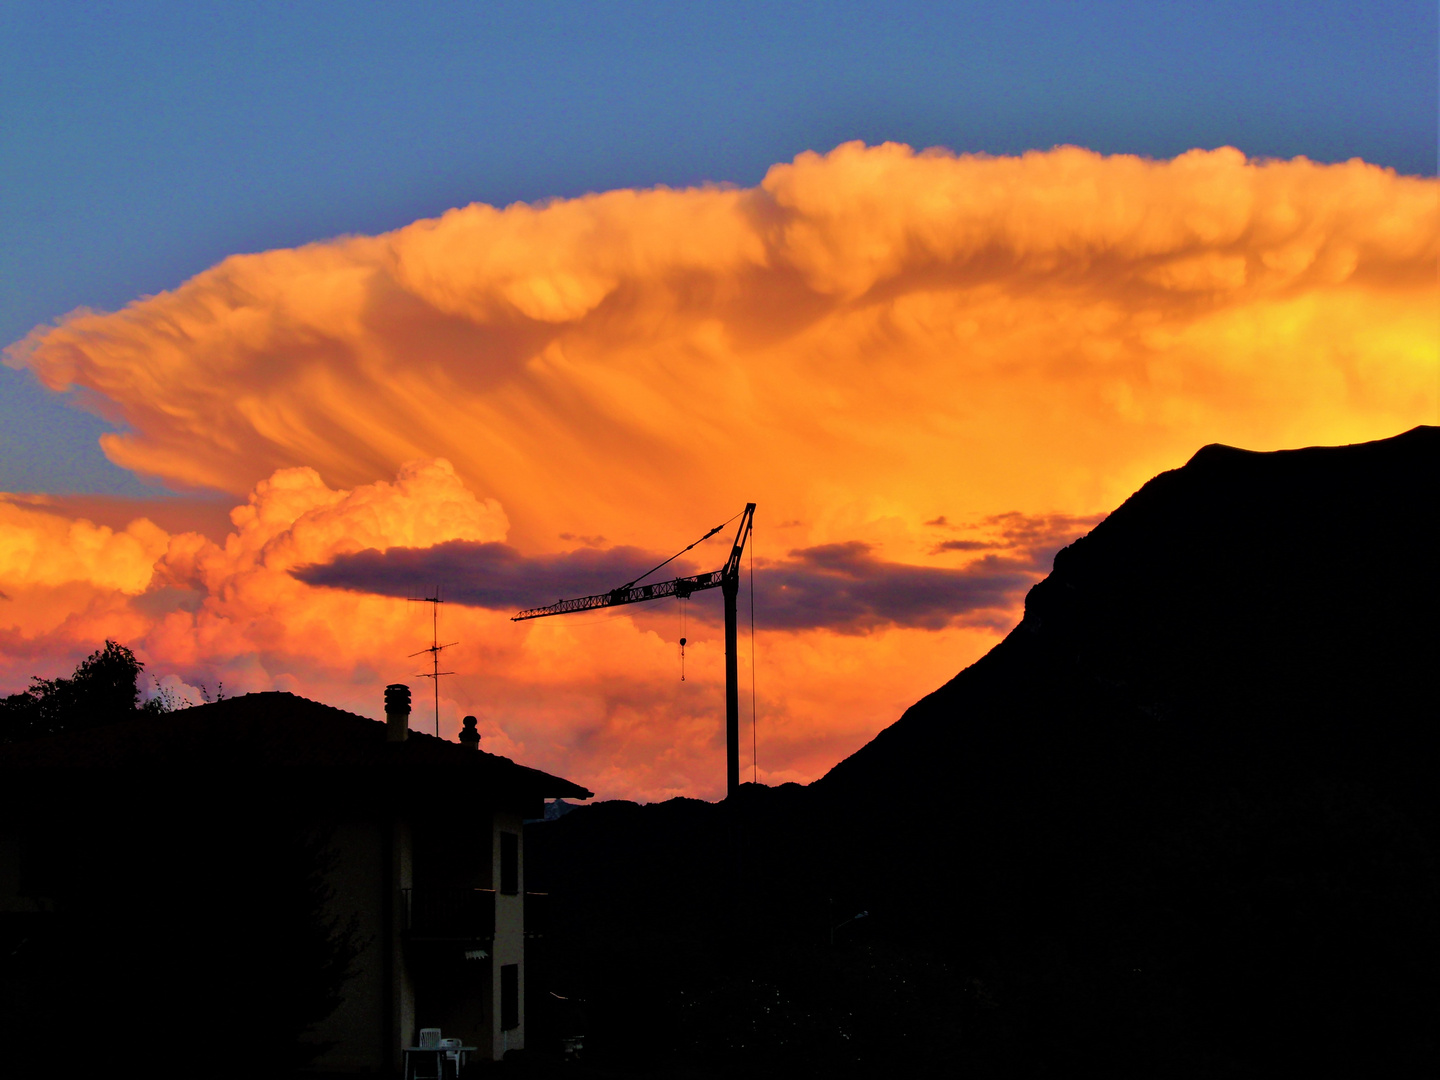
[756,542,1032,633]
[293,522,1099,633]
[294,542,687,611]
[931,538,992,552]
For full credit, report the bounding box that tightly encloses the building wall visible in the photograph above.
[307,816,415,1075]
[408,803,491,1059]
[490,809,526,1060]
[284,804,534,1069]
[307,819,384,1073]
[0,837,39,914]
[393,816,416,1070]
[0,828,53,915]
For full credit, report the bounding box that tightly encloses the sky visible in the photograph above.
[1,2,1436,800]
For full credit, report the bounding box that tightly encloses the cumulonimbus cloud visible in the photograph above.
[5,142,1434,558]
[1,142,1435,799]
[1,459,1066,800]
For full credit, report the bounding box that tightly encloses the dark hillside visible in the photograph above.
[822,424,1437,816]
[527,427,1439,1077]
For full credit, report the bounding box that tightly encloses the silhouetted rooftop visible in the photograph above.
[0,690,593,801]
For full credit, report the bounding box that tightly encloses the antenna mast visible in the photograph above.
[407,590,456,737]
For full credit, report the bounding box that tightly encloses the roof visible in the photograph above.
[0,691,593,802]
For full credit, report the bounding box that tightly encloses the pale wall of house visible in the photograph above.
[302,806,535,1069]
[491,809,526,1060]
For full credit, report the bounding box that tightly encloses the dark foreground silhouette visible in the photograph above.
[524,427,1438,1078]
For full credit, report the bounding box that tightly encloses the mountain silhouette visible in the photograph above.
[822,424,1437,812]
[527,427,1439,1077]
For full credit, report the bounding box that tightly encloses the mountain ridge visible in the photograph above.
[817,425,1436,807]
[528,425,1439,1076]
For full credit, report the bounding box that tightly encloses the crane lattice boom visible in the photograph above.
[512,504,755,798]
[512,569,725,621]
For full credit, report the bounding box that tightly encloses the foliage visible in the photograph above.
[0,643,359,1076]
[0,639,169,742]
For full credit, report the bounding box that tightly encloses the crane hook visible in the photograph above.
[679,596,688,681]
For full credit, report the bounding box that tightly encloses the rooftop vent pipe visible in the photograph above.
[384,683,411,742]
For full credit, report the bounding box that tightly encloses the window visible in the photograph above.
[500,831,518,895]
[500,963,519,1030]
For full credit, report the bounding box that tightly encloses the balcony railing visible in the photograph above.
[401,887,496,940]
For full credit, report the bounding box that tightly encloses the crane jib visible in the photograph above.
[511,569,727,621]
[511,502,755,801]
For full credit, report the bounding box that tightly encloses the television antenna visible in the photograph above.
[407,589,456,737]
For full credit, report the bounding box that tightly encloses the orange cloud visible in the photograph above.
[2,461,1011,800]
[2,142,1436,799]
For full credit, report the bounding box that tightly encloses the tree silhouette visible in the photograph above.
[0,646,365,1077]
[0,640,167,743]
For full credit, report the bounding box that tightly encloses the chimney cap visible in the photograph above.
[459,714,481,750]
[384,684,411,742]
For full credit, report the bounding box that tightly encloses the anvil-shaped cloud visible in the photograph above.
[2,142,1435,799]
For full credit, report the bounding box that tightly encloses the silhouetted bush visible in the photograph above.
[0,640,165,742]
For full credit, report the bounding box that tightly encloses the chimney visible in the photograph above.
[459,714,481,751]
[384,683,411,742]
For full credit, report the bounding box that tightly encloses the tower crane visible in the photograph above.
[513,504,755,800]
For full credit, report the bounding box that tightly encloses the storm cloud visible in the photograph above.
[295,542,693,613]
[2,141,1434,799]
[759,542,1031,632]
[293,511,1095,633]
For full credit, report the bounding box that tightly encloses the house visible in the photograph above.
[0,684,591,1074]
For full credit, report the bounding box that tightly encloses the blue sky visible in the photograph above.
[2,0,1435,496]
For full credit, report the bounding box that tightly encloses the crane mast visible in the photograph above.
[513,503,755,799]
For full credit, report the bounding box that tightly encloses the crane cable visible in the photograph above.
[619,508,744,592]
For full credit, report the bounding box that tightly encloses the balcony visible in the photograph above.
[401,887,495,941]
